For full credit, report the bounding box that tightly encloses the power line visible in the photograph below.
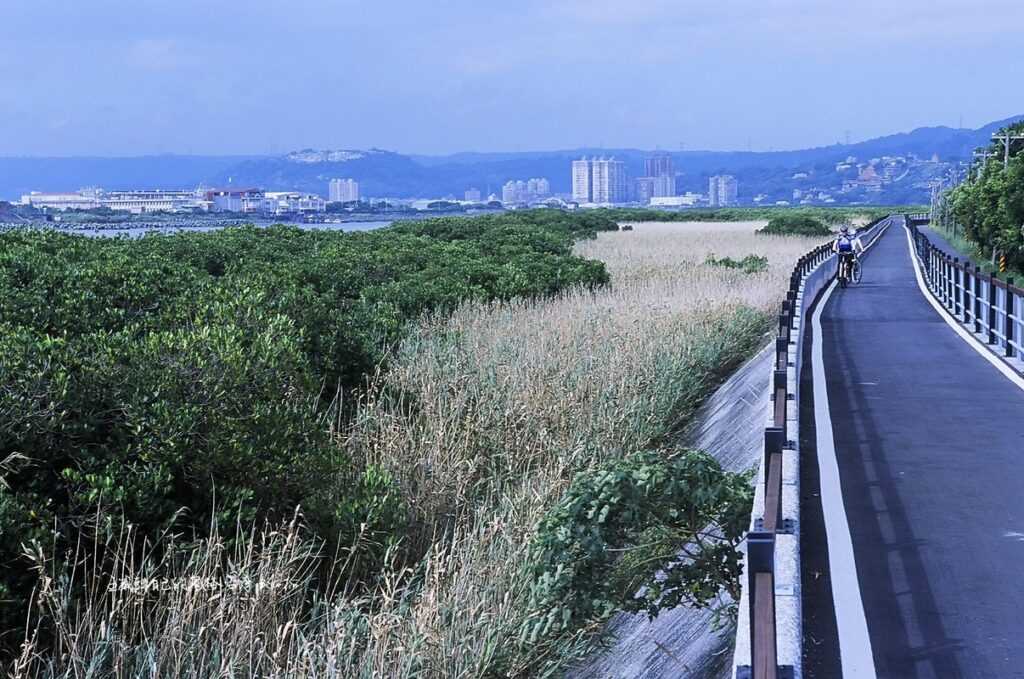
[991,131,1024,167]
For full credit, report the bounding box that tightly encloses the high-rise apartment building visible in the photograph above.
[502,177,551,204]
[708,175,738,207]
[527,178,550,197]
[465,188,482,202]
[590,158,627,204]
[572,158,593,203]
[652,174,675,198]
[634,177,656,204]
[329,178,359,203]
[645,153,674,180]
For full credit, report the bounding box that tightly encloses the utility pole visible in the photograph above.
[992,131,1024,167]
[972,149,998,181]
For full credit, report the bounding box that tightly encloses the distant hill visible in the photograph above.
[207,115,1024,203]
[1,115,1021,204]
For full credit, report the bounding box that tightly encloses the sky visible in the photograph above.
[1,0,1023,157]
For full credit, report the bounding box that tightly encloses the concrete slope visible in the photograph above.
[569,344,773,679]
[821,223,1024,678]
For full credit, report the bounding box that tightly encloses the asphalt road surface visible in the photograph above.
[816,223,1024,678]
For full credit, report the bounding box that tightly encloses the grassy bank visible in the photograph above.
[7,221,825,677]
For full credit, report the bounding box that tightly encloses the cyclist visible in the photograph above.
[833,225,864,282]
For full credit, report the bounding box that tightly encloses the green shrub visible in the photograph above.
[758,215,832,236]
[705,253,769,273]
[523,449,753,642]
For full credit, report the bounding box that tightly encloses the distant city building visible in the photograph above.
[101,190,209,214]
[20,191,101,211]
[207,188,266,213]
[652,174,675,198]
[502,180,523,205]
[22,188,208,214]
[708,175,738,207]
[465,187,482,202]
[527,177,551,197]
[264,191,326,214]
[572,158,593,203]
[626,153,675,204]
[329,178,359,203]
[590,157,627,204]
[503,177,551,205]
[634,177,656,204]
[645,153,674,179]
[650,193,702,207]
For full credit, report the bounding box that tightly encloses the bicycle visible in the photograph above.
[837,252,861,287]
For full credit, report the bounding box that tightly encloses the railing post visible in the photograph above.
[1008,278,1016,358]
[954,258,962,318]
[958,261,966,323]
[746,531,778,679]
[763,427,785,532]
[974,265,982,334]
[946,255,953,308]
[988,273,998,344]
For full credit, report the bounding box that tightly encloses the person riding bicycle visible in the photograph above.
[833,225,863,280]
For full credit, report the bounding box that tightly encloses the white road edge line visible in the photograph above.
[902,226,1024,393]
[812,251,879,678]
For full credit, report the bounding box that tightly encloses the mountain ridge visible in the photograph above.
[2,115,1022,204]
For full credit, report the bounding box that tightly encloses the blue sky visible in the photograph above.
[1,0,1023,156]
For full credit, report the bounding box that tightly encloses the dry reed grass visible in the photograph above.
[10,222,825,678]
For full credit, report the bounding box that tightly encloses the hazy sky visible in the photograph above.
[2,0,1023,156]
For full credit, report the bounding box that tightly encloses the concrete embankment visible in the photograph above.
[569,343,772,679]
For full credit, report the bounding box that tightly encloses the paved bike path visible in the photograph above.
[821,221,1024,678]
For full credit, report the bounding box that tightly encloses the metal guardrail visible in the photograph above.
[734,215,892,679]
[909,220,1024,361]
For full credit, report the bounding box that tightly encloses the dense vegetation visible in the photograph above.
[946,121,1024,270]
[3,214,810,677]
[757,214,833,237]
[0,210,616,637]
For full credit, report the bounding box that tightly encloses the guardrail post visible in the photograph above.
[945,255,953,308]
[746,531,778,679]
[1008,278,1016,358]
[764,427,784,486]
[974,265,982,334]
[988,273,998,344]
[775,336,788,370]
[954,258,962,318]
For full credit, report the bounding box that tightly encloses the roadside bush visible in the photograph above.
[524,450,753,642]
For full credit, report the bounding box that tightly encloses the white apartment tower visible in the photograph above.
[572,158,593,203]
[329,178,360,203]
[591,157,627,204]
[708,175,738,207]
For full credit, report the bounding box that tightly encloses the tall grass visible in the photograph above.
[9,223,825,678]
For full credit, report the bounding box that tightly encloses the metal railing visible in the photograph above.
[909,221,1024,361]
[734,215,892,679]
